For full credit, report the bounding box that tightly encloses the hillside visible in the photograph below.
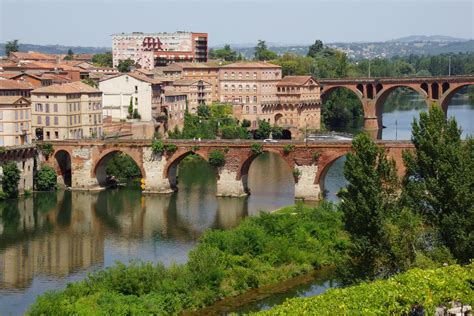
[0,43,109,57]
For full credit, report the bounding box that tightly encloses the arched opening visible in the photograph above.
[443,84,474,139]
[281,129,292,139]
[240,151,294,214]
[319,155,348,203]
[321,87,364,133]
[54,150,71,187]
[375,86,429,140]
[366,83,374,99]
[274,113,283,126]
[166,152,215,192]
[35,128,44,141]
[94,151,143,188]
[431,82,439,99]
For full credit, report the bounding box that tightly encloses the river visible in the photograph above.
[0,95,472,315]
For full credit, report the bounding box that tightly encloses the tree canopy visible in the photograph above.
[5,40,19,57]
[254,40,278,61]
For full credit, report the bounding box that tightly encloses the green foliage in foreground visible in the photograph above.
[35,166,57,191]
[28,203,348,315]
[257,263,474,315]
[2,161,20,198]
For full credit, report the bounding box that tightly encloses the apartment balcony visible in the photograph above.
[261,99,321,107]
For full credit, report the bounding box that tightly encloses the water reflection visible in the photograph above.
[0,152,297,314]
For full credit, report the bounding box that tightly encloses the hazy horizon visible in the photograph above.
[1,0,473,47]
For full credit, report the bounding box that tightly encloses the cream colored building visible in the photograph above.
[99,72,161,122]
[219,62,282,128]
[0,96,32,146]
[31,82,103,140]
[169,79,212,113]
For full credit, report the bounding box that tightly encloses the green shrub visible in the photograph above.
[257,263,474,316]
[208,150,226,168]
[292,168,302,181]
[0,146,6,154]
[191,145,200,152]
[35,166,57,191]
[312,151,321,162]
[165,144,178,154]
[283,144,295,155]
[2,161,20,198]
[251,143,263,155]
[151,140,165,155]
[38,143,54,159]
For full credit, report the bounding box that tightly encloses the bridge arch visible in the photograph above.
[93,149,145,187]
[54,149,72,187]
[164,150,210,191]
[315,150,348,189]
[238,149,293,194]
[320,86,365,130]
[440,83,474,113]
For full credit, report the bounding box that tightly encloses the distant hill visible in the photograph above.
[388,35,467,43]
[0,43,110,57]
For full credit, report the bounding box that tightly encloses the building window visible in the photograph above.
[25,111,29,119]
[238,85,243,92]
[253,85,257,92]
[246,96,250,103]
[45,103,50,113]
[224,72,228,79]
[0,123,3,132]
[45,116,50,126]
[246,85,250,92]
[224,85,228,92]
[253,106,257,114]
[238,72,242,79]
[231,72,235,79]
[246,106,249,114]
[135,85,138,93]
[231,85,235,92]
[46,131,50,140]
[54,116,58,125]
[246,72,250,79]
[37,116,42,124]
[135,97,138,105]
[15,110,18,120]
[55,131,59,139]
[253,96,257,103]
[54,104,58,112]
[253,72,257,79]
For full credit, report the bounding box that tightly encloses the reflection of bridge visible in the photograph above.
[44,140,413,201]
[319,76,474,131]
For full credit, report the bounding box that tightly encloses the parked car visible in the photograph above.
[263,139,278,143]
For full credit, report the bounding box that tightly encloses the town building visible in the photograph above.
[0,80,34,97]
[31,82,103,140]
[99,72,161,122]
[159,88,187,132]
[0,96,32,146]
[168,79,212,112]
[261,76,321,137]
[112,32,208,69]
[218,62,282,128]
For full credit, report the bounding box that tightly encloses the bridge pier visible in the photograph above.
[142,148,174,194]
[294,164,321,200]
[216,169,247,197]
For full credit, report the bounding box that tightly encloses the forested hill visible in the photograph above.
[0,43,109,56]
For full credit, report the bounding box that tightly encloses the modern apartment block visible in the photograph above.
[31,82,103,140]
[112,32,208,69]
[219,62,282,128]
[0,96,32,146]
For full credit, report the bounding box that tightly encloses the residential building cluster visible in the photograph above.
[0,30,323,146]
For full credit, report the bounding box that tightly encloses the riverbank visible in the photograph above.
[27,202,349,315]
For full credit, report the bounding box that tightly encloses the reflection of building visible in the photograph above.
[112,32,208,69]
[0,192,104,289]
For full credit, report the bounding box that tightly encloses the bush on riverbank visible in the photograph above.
[256,263,474,315]
[34,166,57,191]
[28,202,349,315]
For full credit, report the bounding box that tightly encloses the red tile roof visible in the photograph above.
[0,80,34,90]
[10,51,58,61]
[220,62,281,69]
[31,81,100,94]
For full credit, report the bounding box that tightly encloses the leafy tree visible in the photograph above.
[241,119,251,128]
[105,154,141,182]
[339,133,400,280]
[271,126,283,139]
[5,40,19,57]
[2,161,20,198]
[118,58,134,73]
[197,105,211,118]
[255,120,272,139]
[254,40,278,61]
[35,166,57,191]
[322,89,363,131]
[64,48,74,60]
[401,106,474,263]
[92,52,113,67]
[307,40,324,58]
[209,44,238,61]
[208,150,226,167]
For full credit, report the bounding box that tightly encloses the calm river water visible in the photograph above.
[0,96,472,315]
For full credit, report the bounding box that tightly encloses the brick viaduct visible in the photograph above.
[319,75,474,135]
[43,140,413,201]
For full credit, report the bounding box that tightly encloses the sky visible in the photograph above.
[0,0,473,47]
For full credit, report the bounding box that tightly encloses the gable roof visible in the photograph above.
[277,76,318,86]
[0,96,30,104]
[32,81,100,94]
[10,51,58,61]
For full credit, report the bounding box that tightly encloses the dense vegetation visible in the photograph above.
[34,166,57,191]
[28,203,348,314]
[257,263,474,315]
[105,154,142,182]
[2,161,20,199]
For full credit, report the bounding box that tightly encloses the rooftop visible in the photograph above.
[9,51,58,61]
[220,61,281,69]
[277,76,316,86]
[32,81,101,94]
[0,80,34,90]
[0,96,29,104]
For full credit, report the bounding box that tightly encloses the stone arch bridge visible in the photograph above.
[319,76,474,131]
[42,140,413,201]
